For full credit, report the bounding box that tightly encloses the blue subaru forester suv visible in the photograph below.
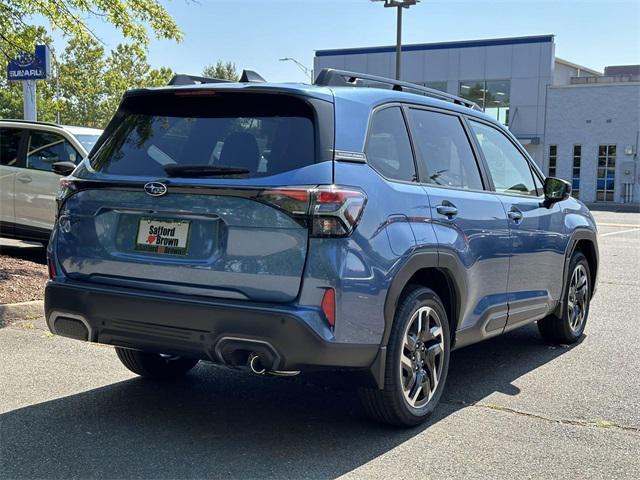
[45,69,598,426]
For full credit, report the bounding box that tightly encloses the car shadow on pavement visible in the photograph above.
[0,324,581,479]
[0,242,47,264]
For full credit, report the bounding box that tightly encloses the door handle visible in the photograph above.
[508,208,523,222]
[436,203,458,218]
[17,174,32,184]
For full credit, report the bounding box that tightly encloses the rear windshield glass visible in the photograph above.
[90,92,315,178]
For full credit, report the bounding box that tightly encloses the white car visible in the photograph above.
[0,120,102,243]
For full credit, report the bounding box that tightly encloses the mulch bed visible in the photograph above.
[0,254,48,304]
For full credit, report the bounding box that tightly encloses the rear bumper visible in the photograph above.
[44,280,377,371]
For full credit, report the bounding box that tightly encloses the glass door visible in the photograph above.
[597,145,616,202]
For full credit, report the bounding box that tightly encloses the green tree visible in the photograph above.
[203,61,239,81]
[56,37,174,127]
[0,35,174,127]
[0,0,181,126]
[57,36,107,127]
[102,43,173,124]
[0,1,182,60]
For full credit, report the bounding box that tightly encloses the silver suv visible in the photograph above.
[0,120,102,243]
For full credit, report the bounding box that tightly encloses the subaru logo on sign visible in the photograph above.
[144,182,167,197]
[7,45,51,81]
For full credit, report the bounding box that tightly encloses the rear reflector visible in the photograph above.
[321,288,336,327]
[47,258,57,280]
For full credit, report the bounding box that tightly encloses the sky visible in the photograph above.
[63,0,640,83]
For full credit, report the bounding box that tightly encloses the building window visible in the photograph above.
[597,145,616,202]
[423,81,448,93]
[548,145,557,177]
[459,80,510,125]
[571,145,581,198]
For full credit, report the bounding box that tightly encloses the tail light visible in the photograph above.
[257,188,310,216]
[258,185,366,238]
[311,186,366,237]
[57,178,77,209]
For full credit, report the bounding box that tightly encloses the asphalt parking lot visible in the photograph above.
[1,210,639,479]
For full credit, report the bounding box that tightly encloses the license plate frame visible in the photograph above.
[134,218,191,256]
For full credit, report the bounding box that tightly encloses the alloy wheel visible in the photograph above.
[399,306,445,408]
[568,264,589,333]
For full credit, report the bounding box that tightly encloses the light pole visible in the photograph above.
[371,0,419,80]
[279,57,313,81]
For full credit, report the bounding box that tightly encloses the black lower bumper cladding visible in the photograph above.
[45,280,377,372]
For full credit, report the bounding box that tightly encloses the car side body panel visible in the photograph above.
[425,187,512,348]
[328,160,439,343]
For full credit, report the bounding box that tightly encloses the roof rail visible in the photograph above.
[0,118,62,128]
[314,68,481,110]
[168,69,267,86]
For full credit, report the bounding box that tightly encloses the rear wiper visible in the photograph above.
[164,164,250,177]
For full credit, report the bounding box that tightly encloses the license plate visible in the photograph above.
[135,218,191,255]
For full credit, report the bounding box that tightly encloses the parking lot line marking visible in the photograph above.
[599,228,640,237]
[597,222,640,228]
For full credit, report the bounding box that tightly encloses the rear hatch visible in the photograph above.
[55,89,334,303]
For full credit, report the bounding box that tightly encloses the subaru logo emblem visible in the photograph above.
[144,182,167,197]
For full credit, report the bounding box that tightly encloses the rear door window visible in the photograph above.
[26,131,80,172]
[408,108,483,190]
[0,128,24,167]
[91,93,316,178]
[365,106,417,182]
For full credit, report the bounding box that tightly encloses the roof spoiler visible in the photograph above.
[168,70,266,86]
[314,68,481,110]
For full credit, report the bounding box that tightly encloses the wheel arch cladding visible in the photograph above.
[402,268,458,345]
[384,253,463,345]
[574,239,598,297]
[555,229,599,318]
[370,252,462,389]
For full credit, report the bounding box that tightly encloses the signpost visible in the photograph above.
[6,44,51,121]
[370,1,419,80]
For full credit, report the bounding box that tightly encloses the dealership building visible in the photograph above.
[314,35,640,205]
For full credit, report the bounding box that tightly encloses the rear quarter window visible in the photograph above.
[91,93,316,178]
[365,106,417,183]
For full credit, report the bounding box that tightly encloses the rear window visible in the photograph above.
[91,92,316,178]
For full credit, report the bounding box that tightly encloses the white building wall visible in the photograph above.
[544,83,640,204]
[554,62,580,86]
[553,60,601,86]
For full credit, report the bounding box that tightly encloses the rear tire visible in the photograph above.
[538,251,591,344]
[115,347,199,379]
[360,285,451,427]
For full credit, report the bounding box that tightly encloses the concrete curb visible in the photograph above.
[0,300,44,327]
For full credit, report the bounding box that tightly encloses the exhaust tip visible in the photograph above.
[53,316,89,341]
[249,354,266,375]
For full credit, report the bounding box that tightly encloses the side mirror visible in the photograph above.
[543,177,571,205]
[52,161,76,176]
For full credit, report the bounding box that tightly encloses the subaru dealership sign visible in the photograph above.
[7,44,51,81]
